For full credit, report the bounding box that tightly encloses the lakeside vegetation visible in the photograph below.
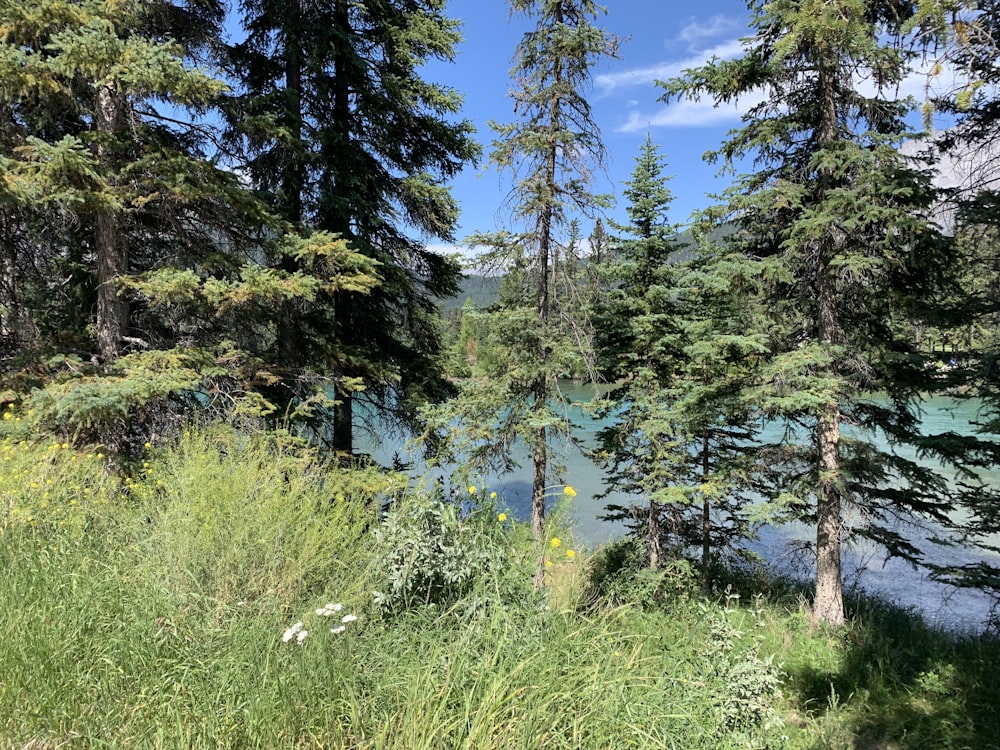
[6,0,1000,745]
[2,426,999,750]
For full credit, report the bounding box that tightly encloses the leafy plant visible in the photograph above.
[371,495,531,616]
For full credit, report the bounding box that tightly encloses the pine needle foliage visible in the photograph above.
[592,135,765,576]
[429,0,618,553]
[663,0,983,625]
[225,0,479,454]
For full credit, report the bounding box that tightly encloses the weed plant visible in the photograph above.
[0,423,998,748]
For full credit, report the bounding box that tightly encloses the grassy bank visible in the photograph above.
[0,426,998,749]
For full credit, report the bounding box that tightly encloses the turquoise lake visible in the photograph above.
[359,385,1000,632]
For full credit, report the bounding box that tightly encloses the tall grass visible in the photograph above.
[0,424,997,749]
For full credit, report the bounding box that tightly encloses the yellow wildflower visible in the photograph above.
[566,549,576,559]
[550,537,561,549]
[545,560,553,569]
[498,513,507,522]
[563,485,577,497]
[468,485,477,495]
[489,491,497,500]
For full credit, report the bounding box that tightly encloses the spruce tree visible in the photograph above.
[922,2,1000,597]
[432,0,617,557]
[593,136,763,575]
[0,0,233,362]
[227,0,478,454]
[665,0,967,625]
[0,0,380,451]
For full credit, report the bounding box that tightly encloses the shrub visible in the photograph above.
[138,426,401,604]
[371,495,532,616]
[586,536,699,609]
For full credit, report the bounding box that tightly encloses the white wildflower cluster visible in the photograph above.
[281,602,360,645]
[281,621,308,645]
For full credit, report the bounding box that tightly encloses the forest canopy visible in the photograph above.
[2,0,1000,629]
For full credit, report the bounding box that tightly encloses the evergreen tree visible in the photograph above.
[0,0,380,452]
[593,136,763,575]
[665,0,969,625]
[226,0,478,454]
[432,0,617,557]
[0,0,232,361]
[921,2,1000,598]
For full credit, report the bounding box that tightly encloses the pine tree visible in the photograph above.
[432,0,617,558]
[593,136,763,575]
[0,0,380,451]
[0,0,233,362]
[665,0,968,625]
[920,1,1000,597]
[226,0,478,454]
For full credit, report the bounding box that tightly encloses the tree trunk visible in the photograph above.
[333,386,353,457]
[531,394,547,588]
[330,0,355,456]
[701,432,711,583]
[94,81,127,364]
[276,0,306,368]
[529,1,562,548]
[810,63,846,627]
[814,407,845,625]
[648,499,661,569]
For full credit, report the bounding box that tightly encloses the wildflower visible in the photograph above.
[550,537,561,549]
[467,485,477,495]
[282,622,304,643]
[61,443,69,450]
[341,614,358,624]
[545,560,553,569]
[330,625,347,635]
[315,602,343,617]
[566,549,576,559]
[296,629,309,645]
[489,491,497,500]
[144,442,152,450]
[563,485,577,497]
[498,513,507,522]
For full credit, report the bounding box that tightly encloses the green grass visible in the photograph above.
[0,425,998,749]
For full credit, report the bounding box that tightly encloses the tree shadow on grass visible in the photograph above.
[789,593,1000,750]
[712,562,1000,749]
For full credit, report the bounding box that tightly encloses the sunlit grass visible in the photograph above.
[0,425,997,748]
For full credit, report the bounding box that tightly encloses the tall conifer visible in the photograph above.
[593,136,763,575]
[227,0,478,454]
[666,0,968,624]
[432,0,616,559]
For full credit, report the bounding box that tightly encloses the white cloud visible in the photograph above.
[594,38,744,96]
[676,15,741,47]
[609,44,966,135]
[618,90,768,133]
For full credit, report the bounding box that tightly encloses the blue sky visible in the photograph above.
[425,0,756,251]
[425,0,951,256]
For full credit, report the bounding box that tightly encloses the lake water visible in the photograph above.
[358,385,1000,633]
